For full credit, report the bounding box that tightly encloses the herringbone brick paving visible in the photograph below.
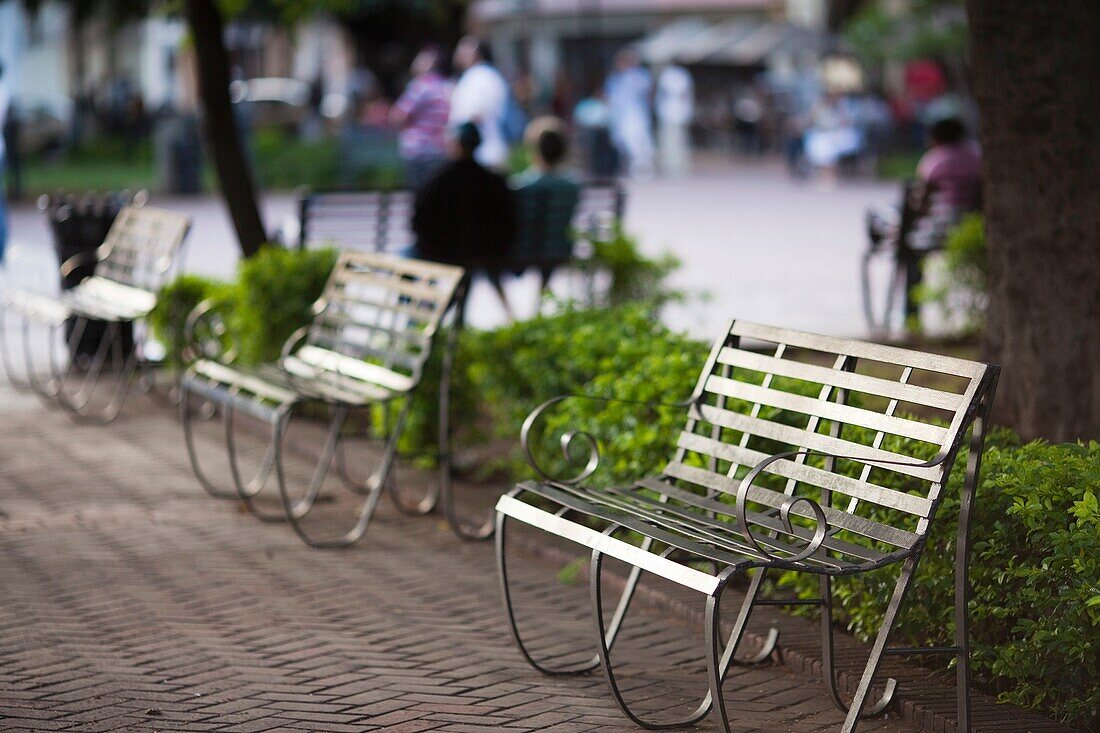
[0,390,1023,732]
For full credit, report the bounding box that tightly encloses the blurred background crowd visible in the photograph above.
[0,0,974,197]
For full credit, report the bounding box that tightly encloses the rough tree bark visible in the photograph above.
[184,0,267,257]
[967,1,1100,442]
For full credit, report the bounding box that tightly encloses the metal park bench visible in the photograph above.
[297,190,415,254]
[295,181,625,264]
[496,320,999,733]
[179,251,467,549]
[0,204,191,422]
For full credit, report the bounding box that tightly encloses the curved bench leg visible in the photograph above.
[383,399,441,517]
[180,380,247,499]
[823,569,906,729]
[436,323,493,541]
[591,543,713,729]
[24,316,68,403]
[227,400,327,523]
[725,568,780,665]
[0,308,33,392]
[277,403,396,548]
[496,509,604,676]
[55,320,140,424]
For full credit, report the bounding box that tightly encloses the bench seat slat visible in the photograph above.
[634,478,887,564]
[497,493,722,594]
[704,374,948,445]
[662,461,920,549]
[675,431,933,517]
[289,345,413,394]
[715,347,964,412]
[192,360,299,405]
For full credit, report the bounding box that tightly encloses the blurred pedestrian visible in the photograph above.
[655,64,694,177]
[0,62,10,264]
[449,37,510,170]
[573,90,618,177]
[510,116,581,298]
[412,122,516,314]
[605,49,655,179]
[391,46,452,189]
[902,117,982,325]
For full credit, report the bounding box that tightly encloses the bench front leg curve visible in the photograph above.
[495,508,601,676]
[591,539,713,729]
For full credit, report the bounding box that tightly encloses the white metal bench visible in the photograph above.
[0,204,191,422]
[180,251,466,548]
[496,319,999,733]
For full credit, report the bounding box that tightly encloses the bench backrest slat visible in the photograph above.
[94,206,191,292]
[665,319,995,557]
[304,252,465,391]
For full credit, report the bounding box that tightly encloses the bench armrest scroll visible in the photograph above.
[520,393,695,486]
[735,448,947,564]
[59,250,102,280]
[183,298,239,365]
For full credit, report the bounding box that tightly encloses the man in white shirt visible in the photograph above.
[605,49,655,178]
[449,37,510,170]
[655,64,694,177]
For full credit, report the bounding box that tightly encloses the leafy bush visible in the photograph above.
[918,213,987,335]
[252,128,341,190]
[768,429,1099,730]
[233,246,338,364]
[583,228,682,307]
[152,246,337,368]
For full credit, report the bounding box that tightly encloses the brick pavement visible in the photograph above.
[0,391,1051,733]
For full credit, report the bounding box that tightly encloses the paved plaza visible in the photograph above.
[0,389,914,733]
[0,388,1072,733]
[3,162,902,341]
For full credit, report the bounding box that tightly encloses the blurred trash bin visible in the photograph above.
[39,191,140,364]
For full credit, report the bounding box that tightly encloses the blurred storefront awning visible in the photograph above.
[472,0,780,23]
[638,18,822,67]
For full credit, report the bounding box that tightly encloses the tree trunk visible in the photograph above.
[967,0,1100,442]
[184,0,266,257]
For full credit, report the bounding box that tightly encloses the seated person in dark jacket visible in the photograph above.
[509,117,581,296]
[412,122,517,316]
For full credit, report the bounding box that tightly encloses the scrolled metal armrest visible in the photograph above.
[735,447,947,564]
[183,298,239,365]
[58,250,102,280]
[520,393,695,486]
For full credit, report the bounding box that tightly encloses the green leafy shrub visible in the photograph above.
[918,213,987,334]
[233,246,339,364]
[583,228,682,307]
[772,430,1099,730]
[149,274,234,368]
[252,127,341,190]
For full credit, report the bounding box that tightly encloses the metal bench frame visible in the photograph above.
[0,205,191,423]
[179,251,467,549]
[496,319,999,733]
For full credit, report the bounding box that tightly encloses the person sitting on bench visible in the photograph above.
[506,116,581,306]
[412,122,516,316]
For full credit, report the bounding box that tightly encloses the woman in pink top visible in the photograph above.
[903,118,982,327]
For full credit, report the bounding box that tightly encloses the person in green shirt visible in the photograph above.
[508,117,581,299]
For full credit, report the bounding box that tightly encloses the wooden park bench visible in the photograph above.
[0,204,191,422]
[496,319,999,733]
[179,251,467,549]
